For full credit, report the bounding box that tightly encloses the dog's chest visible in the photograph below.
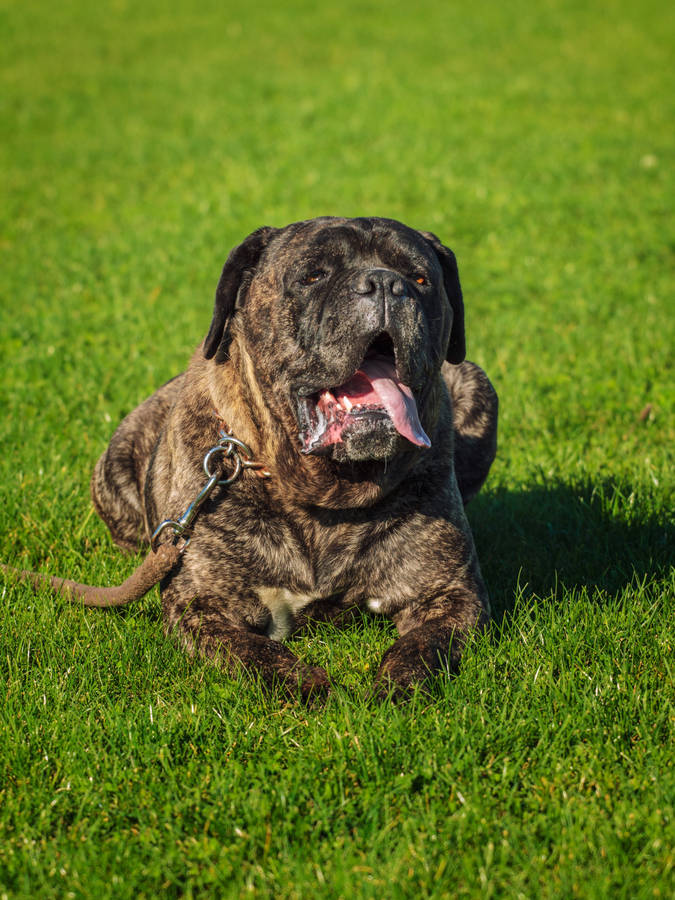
[253,517,399,637]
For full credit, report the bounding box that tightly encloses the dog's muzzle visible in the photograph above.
[297,344,430,457]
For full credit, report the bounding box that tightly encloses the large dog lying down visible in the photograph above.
[91,216,498,698]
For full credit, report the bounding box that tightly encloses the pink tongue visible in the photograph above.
[335,356,431,448]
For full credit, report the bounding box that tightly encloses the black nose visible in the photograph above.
[351,268,408,298]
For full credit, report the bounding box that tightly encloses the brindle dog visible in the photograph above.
[91,217,498,699]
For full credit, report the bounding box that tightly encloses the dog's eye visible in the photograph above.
[302,270,326,285]
[414,274,428,286]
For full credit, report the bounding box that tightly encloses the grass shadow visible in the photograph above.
[467,478,673,620]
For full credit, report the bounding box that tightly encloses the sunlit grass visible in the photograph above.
[1,0,673,896]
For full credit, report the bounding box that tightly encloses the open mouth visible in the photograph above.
[297,334,431,455]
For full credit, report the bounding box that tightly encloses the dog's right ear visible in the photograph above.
[203,226,278,360]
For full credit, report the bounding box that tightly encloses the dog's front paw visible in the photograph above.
[372,649,428,701]
[372,625,462,699]
[286,663,332,704]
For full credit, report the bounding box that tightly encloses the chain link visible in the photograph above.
[150,431,266,553]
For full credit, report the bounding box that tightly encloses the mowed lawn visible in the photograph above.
[1,0,673,896]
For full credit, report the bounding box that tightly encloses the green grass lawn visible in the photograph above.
[1,0,673,896]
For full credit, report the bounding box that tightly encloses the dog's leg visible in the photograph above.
[368,512,489,697]
[373,587,488,698]
[442,361,498,505]
[162,585,331,701]
[91,375,184,551]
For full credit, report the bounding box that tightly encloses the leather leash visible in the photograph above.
[1,542,182,608]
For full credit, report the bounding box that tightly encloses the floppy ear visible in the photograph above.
[203,226,278,360]
[419,231,466,364]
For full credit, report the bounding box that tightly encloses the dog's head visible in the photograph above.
[204,217,465,503]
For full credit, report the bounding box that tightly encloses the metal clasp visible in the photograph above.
[150,430,264,553]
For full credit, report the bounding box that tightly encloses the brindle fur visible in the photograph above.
[91,217,498,699]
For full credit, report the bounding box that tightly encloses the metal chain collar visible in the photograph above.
[150,429,269,553]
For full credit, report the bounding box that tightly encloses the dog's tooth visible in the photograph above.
[342,395,353,412]
[319,390,333,404]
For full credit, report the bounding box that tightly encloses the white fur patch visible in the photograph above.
[257,587,316,640]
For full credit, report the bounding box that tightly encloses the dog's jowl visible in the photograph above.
[91,217,498,698]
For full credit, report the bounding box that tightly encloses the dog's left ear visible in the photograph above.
[203,226,279,360]
[418,231,466,364]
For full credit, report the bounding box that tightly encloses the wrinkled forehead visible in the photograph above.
[263,217,439,273]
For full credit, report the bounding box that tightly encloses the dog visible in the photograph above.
[90,216,498,698]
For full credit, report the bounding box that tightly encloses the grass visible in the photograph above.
[1,0,673,896]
